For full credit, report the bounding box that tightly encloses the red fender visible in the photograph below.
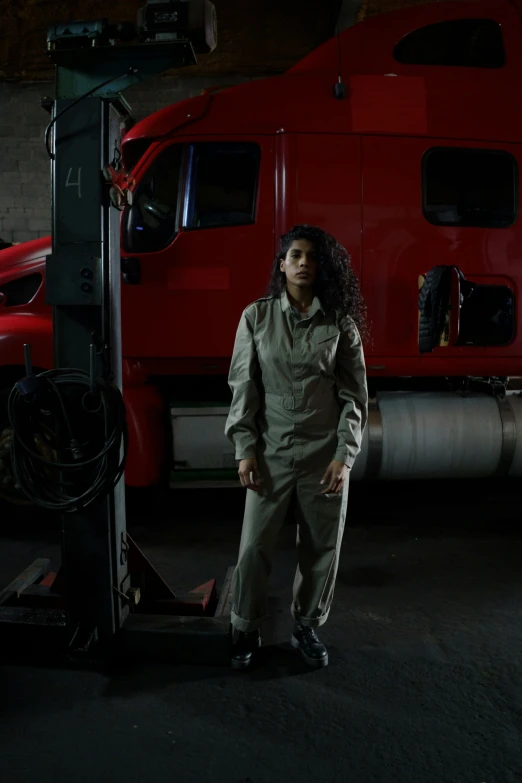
[0,313,54,371]
[122,360,166,487]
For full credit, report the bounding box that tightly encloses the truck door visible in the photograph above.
[121,136,274,361]
[361,136,520,364]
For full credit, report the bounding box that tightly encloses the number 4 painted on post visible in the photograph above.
[66,167,82,198]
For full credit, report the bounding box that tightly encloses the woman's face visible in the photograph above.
[280,239,318,289]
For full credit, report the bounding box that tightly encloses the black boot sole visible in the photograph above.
[231,656,254,671]
[291,635,329,668]
[231,637,262,670]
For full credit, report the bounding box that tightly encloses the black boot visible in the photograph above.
[291,625,329,668]
[231,629,261,670]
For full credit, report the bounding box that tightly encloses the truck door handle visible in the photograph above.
[121,257,141,285]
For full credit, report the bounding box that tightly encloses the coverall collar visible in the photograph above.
[281,289,324,318]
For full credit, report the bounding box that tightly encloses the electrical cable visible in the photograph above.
[45,67,138,160]
[8,368,128,513]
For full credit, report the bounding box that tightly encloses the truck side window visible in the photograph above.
[0,273,42,306]
[394,19,505,68]
[123,143,184,253]
[423,148,518,228]
[183,142,260,230]
[458,284,514,347]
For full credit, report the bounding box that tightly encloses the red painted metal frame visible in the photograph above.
[5,538,217,618]
[2,0,522,486]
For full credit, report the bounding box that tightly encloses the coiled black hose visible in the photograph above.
[8,368,127,513]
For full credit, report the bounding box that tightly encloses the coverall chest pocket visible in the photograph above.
[312,325,340,373]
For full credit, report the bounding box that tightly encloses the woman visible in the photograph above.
[225,224,368,670]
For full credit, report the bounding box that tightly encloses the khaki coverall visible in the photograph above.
[225,290,368,632]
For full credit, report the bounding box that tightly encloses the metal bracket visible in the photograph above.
[51,41,196,99]
[495,396,517,476]
[46,252,102,306]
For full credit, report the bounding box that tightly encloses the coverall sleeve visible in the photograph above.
[334,318,368,468]
[225,309,262,461]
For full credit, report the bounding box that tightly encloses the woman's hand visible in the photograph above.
[320,460,348,494]
[238,459,260,492]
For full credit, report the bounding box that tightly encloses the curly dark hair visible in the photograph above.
[266,224,369,342]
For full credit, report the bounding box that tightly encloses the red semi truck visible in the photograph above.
[2,0,522,497]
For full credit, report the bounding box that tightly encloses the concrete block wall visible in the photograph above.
[0,83,52,244]
[0,75,250,245]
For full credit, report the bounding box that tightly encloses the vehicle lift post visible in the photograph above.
[0,14,233,664]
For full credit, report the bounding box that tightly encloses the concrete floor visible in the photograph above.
[1,480,522,783]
